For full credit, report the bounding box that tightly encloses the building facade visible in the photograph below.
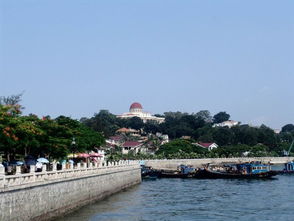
[117,102,164,123]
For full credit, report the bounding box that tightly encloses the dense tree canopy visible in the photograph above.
[156,139,208,158]
[2,93,293,161]
[0,96,104,161]
[213,111,230,123]
[81,108,293,157]
[281,124,294,133]
[194,110,212,123]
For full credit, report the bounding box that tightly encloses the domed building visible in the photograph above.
[129,102,143,113]
[117,102,164,123]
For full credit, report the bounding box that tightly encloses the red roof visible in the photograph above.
[130,102,143,110]
[197,142,215,148]
[109,135,124,141]
[122,141,142,147]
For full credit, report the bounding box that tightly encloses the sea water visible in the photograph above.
[55,174,294,221]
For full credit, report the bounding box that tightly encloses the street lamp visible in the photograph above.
[71,137,76,161]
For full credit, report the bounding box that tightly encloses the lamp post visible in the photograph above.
[71,137,76,161]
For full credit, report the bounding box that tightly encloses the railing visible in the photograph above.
[0,160,140,190]
[145,157,294,162]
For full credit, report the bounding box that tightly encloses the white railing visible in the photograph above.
[145,157,294,162]
[0,160,140,190]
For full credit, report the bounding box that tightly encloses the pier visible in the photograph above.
[145,157,294,170]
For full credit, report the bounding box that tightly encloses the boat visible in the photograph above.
[278,140,294,174]
[141,165,160,179]
[158,165,196,178]
[142,174,158,180]
[278,161,294,174]
[194,162,278,179]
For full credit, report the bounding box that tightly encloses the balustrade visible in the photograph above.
[0,160,139,189]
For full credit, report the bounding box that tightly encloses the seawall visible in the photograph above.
[145,157,294,170]
[0,161,141,221]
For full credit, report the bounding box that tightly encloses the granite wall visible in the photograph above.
[0,163,141,221]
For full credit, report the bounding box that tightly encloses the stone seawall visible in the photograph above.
[0,162,141,221]
[145,157,294,170]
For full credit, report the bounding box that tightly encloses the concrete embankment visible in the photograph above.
[0,161,141,221]
[145,157,294,170]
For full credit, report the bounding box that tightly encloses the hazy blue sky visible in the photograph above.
[1,1,293,129]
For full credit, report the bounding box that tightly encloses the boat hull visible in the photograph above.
[194,169,278,179]
[158,172,193,178]
[277,170,294,175]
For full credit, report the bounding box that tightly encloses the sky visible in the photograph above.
[0,0,293,129]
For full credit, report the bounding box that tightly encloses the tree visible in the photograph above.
[281,124,294,133]
[82,110,119,137]
[156,139,208,158]
[143,120,160,134]
[0,99,24,161]
[213,112,230,123]
[127,117,144,130]
[15,115,44,156]
[55,116,104,153]
[194,110,212,123]
[212,127,234,146]
[0,93,23,106]
[231,125,258,146]
[257,124,277,149]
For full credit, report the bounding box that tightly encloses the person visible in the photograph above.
[35,162,42,172]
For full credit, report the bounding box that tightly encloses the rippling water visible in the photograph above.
[55,173,294,221]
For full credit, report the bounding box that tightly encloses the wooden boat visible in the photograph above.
[142,174,158,180]
[141,165,161,179]
[194,162,278,179]
[158,171,194,178]
[158,165,197,178]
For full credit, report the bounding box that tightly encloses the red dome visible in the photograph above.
[130,102,143,110]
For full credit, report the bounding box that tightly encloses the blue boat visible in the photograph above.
[279,161,294,174]
[195,162,278,179]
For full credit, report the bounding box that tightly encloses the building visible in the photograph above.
[213,120,239,128]
[194,142,218,151]
[116,128,140,135]
[106,135,125,146]
[117,102,165,123]
[122,141,143,154]
[156,132,169,144]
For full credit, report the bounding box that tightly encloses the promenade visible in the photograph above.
[0,160,141,221]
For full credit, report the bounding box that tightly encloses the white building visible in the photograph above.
[194,142,219,151]
[156,132,169,144]
[122,141,143,154]
[117,102,164,123]
[213,120,239,128]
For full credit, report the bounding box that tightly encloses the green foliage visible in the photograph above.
[160,112,205,139]
[127,117,144,130]
[281,124,294,133]
[212,127,234,146]
[0,97,105,161]
[81,108,294,158]
[194,110,212,123]
[156,139,208,158]
[213,111,230,123]
[143,120,160,134]
[81,110,119,137]
[2,94,292,161]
